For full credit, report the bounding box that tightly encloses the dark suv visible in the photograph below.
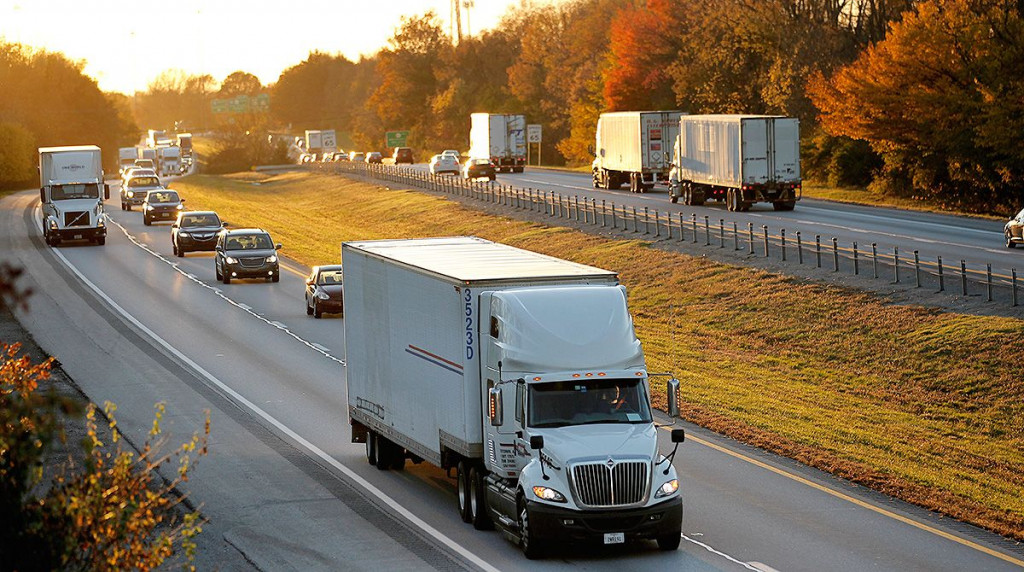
[214,228,282,284]
[172,211,224,256]
[393,147,414,164]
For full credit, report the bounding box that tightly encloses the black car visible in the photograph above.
[171,211,224,256]
[214,228,282,284]
[463,158,496,181]
[142,190,184,225]
[393,147,414,164]
[304,265,344,318]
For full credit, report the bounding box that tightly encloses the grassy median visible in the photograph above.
[170,170,1024,540]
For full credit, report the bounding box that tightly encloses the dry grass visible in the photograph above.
[170,171,1024,540]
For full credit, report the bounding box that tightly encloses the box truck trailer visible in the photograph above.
[470,113,526,173]
[670,115,801,211]
[118,147,137,175]
[343,236,685,558]
[38,146,109,246]
[592,111,684,193]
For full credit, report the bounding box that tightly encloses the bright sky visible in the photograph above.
[0,0,535,94]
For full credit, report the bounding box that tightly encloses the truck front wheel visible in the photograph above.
[518,498,546,559]
[657,528,682,551]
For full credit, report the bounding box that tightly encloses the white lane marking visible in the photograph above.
[312,343,331,353]
[681,534,762,571]
[48,245,501,572]
[107,218,344,366]
[517,177,594,193]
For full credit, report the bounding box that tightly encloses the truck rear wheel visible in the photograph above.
[773,200,796,211]
[457,461,472,523]
[469,466,493,530]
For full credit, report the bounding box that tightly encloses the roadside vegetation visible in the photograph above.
[171,170,1024,541]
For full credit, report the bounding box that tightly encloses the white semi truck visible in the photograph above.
[146,129,168,148]
[670,115,801,211]
[343,237,685,558]
[157,145,182,176]
[470,113,526,173]
[592,111,684,193]
[38,146,109,246]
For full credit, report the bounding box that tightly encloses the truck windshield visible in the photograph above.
[50,183,100,200]
[528,378,652,428]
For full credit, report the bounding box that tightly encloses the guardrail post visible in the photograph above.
[644,207,650,235]
[937,256,944,292]
[815,235,821,267]
[589,198,595,225]
[853,242,858,274]
[734,222,740,251]
[679,213,685,241]
[796,231,803,264]
[706,216,712,246]
[693,214,699,243]
[893,247,899,283]
[763,225,770,257]
[914,251,921,287]
[654,210,660,237]
[871,243,878,278]
[748,223,755,254]
[633,207,639,232]
[986,264,992,302]
[781,229,786,260]
[1013,269,1018,306]
[961,260,968,295]
[720,219,725,248]
[623,205,628,230]
[602,200,607,228]
[832,237,839,271]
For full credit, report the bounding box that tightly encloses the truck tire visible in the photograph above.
[1007,233,1016,249]
[222,271,231,285]
[773,200,796,211]
[365,432,378,465]
[95,236,105,246]
[457,461,472,523]
[143,216,151,226]
[469,466,493,530]
[657,528,682,551]
[518,497,546,559]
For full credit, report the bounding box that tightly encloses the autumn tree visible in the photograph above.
[808,0,1024,210]
[133,70,216,133]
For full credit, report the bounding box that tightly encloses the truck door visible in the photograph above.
[479,292,520,476]
[741,118,770,185]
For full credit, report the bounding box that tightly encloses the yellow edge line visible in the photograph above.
[278,259,307,278]
[663,427,1024,567]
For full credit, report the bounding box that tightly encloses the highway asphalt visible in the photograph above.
[2,185,1022,571]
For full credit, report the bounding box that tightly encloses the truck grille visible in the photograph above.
[63,211,90,227]
[572,460,649,507]
[238,256,265,268]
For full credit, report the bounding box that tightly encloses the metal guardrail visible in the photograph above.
[313,161,1021,308]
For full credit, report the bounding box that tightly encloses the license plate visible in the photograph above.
[73,234,83,239]
[603,532,624,545]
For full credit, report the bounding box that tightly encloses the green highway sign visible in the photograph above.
[386,130,410,148]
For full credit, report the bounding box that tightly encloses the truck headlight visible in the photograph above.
[127,191,134,198]
[655,479,679,498]
[532,486,567,503]
[225,256,238,264]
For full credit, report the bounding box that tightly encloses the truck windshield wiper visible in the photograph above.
[531,421,569,428]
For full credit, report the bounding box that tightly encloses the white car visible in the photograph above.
[429,154,460,175]
[441,149,461,163]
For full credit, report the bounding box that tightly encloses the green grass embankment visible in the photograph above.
[170,171,1024,540]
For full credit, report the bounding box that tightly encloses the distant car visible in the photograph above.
[214,228,282,284]
[320,153,334,163]
[365,151,382,164]
[300,153,314,164]
[304,264,344,318]
[349,151,365,162]
[171,211,224,257]
[429,154,460,175]
[121,173,162,210]
[121,166,157,184]
[1005,208,1024,248]
[133,158,156,172]
[332,151,349,162]
[142,189,184,225]
[462,158,496,181]
[393,147,414,164]
[441,149,462,163]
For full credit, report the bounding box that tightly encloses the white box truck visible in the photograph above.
[38,146,110,246]
[137,146,157,163]
[670,115,801,211]
[470,113,526,173]
[146,129,168,148]
[157,145,181,176]
[343,237,685,558]
[118,147,137,175]
[592,111,684,193]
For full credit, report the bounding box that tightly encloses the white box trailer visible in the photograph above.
[670,115,801,211]
[343,236,685,558]
[118,147,137,174]
[38,146,109,246]
[592,111,683,193]
[470,113,526,173]
[305,130,323,155]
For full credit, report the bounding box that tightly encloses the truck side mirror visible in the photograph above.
[667,378,680,417]
[488,387,503,426]
[103,183,110,200]
[529,435,544,450]
[671,428,685,443]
